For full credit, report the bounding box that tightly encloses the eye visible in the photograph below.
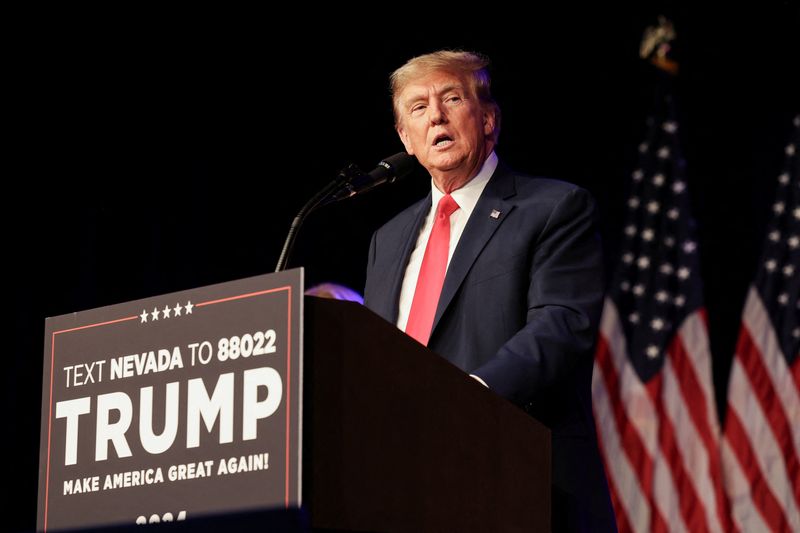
[445,95,462,104]
[410,104,427,116]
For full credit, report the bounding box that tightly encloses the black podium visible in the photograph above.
[303,296,550,532]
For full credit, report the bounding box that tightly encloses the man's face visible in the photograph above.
[395,70,495,191]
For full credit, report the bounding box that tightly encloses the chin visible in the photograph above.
[429,154,465,171]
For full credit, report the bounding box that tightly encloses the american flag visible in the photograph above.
[592,85,734,532]
[721,115,800,532]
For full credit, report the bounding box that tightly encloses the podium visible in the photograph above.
[304,296,550,532]
[38,271,549,532]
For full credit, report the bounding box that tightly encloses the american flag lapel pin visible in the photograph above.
[490,209,501,219]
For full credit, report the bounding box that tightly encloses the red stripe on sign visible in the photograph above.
[724,406,791,533]
[285,286,291,508]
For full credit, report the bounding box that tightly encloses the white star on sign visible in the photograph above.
[637,256,651,269]
[632,169,644,181]
[653,174,665,186]
[777,293,789,305]
[174,303,183,316]
[646,345,660,359]
[665,237,676,247]
[765,259,777,272]
[625,225,637,237]
[773,202,785,214]
[651,318,665,331]
[778,173,790,185]
[151,307,160,321]
[677,267,690,280]
[786,143,796,156]
[162,305,171,318]
[647,201,660,214]
[642,229,655,241]
[185,301,194,314]
[789,235,799,249]
[793,207,800,220]
[660,263,675,275]
[639,142,649,153]
[662,121,678,133]
[793,328,800,339]
[657,146,671,159]
[769,230,781,242]
[628,197,641,209]
[682,241,697,253]
[633,284,645,296]
[621,281,631,291]
[629,312,640,324]
[672,181,686,194]
[140,310,148,323]
[674,295,686,307]
[623,253,634,264]
[784,265,795,277]
[656,291,669,303]
[667,208,680,220]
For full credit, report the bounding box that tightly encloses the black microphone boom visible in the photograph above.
[275,152,416,272]
[326,152,416,204]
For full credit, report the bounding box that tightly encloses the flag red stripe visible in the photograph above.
[792,357,800,393]
[649,371,710,533]
[670,330,737,532]
[724,406,791,532]
[596,334,668,531]
[596,336,655,495]
[737,325,800,507]
[593,410,635,533]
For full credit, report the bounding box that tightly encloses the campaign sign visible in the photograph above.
[37,269,303,531]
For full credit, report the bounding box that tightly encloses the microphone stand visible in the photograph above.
[275,164,364,272]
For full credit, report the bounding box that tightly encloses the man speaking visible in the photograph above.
[364,50,617,532]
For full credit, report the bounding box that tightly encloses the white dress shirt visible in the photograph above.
[396,151,498,332]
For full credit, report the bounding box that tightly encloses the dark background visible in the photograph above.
[8,5,798,531]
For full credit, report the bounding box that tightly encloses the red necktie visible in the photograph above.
[405,194,460,345]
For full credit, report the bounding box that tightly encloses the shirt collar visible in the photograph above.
[430,151,498,215]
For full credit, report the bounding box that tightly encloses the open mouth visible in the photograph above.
[432,134,454,147]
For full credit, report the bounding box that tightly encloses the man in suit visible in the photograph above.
[363,50,617,532]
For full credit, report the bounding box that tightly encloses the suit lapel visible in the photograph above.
[382,194,431,324]
[431,164,517,335]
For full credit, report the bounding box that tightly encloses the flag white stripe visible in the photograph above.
[740,287,800,458]
[593,360,651,533]
[652,449,689,533]
[678,311,722,439]
[662,358,723,533]
[721,438,771,533]
[600,299,659,457]
[597,299,730,532]
[727,358,800,529]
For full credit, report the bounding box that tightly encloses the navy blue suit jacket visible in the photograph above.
[364,162,617,531]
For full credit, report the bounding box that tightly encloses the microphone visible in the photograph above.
[327,152,416,203]
[275,152,416,272]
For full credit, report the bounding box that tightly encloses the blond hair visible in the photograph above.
[390,50,501,143]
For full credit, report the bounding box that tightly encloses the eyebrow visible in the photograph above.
[403,83,466,108]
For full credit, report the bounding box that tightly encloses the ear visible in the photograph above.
[482,108,496,137]
[396,124,415,155]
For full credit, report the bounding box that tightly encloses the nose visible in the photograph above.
[429,99,447,125]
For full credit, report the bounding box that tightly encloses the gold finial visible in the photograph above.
[640,16,679,75]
